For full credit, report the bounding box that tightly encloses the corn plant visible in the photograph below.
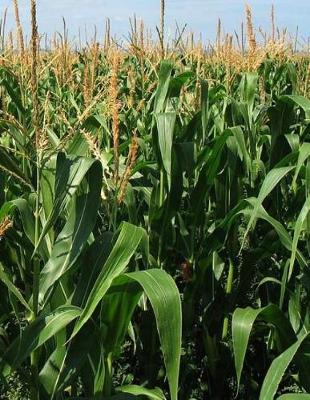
[1,2,310,398]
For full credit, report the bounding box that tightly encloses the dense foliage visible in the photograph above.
[1,6,310,398]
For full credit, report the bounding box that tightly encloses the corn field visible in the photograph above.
[0,1,310,399]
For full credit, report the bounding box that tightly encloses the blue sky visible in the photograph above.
[1,1,309,44]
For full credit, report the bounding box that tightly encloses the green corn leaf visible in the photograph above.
[281,95,310,119]
[0,66,26,115]
[201,79,209,141]
[154,61,173,114]
[0,199,35,244]
[191,129,231,225]
[125,270,182,400]
[0,263,32,312]
[269,97,295,168]
[0,198,49,260]
[0,118,26,149]
[40,154,57,251]
[257,166,294,203]
[70,222,144,339]
[285,133,300,153]
[0,147,33,190]
[38,159,102,305]
[101,269,181,400]
[117,385,166,399]
[100,275,143,355]
[239,73,258,109]
[232,304,296,392]
[289,195,310,280]
[1,306,80,375]
[169,71,193,98]
[106,395,137,400]
[241,166,294,249]
[39,343,66,396]
[93,345,106,396]
[229,126,251,173]
[34,154,101,255]
[239,199,306,267]
[277,395,310,400]
[292,143,310,190]
[155,112,176,189]
[40,324,98,397]
[72,232,113,308]
[260,333,310,400]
